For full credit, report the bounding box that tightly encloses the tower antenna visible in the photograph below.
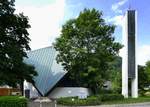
[128,0,131,10]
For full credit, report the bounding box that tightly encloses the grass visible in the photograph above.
[102,96,150,105]
[0,96,27,107]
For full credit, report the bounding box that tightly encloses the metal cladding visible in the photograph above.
[24,47,67,96]
[127,10,136,78]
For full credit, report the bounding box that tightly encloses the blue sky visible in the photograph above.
[65,0,150,46]
[15,0,150,65]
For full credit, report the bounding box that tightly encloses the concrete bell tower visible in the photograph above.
[122,10,138,98]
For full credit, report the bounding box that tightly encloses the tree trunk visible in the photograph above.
[20,80,24,96]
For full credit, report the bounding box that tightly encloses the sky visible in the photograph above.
[15,0,150,65]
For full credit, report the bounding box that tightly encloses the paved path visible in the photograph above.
[28,102,150,107]
[28,101,56,107]
[58,102,150,107]
[97,102,150,107]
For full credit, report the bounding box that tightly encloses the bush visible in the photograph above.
[57,94,124,106]
[99,89,113,94]
[0,96,27,107]
[86,96,101,105]
[57,96,101,106]
[101,94,124,101]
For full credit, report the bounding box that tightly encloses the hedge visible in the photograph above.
[0,96,27,107]
[57,96,101,106]
[57,94,124,106]
[101,94,124,101]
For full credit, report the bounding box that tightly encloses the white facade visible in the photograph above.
[24,81,90,99]
[131,10,138,98]
[48,87,91,99]
[24,81,39,98]
[122,11,129,98]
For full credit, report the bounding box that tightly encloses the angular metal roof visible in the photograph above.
[24,47,67,96]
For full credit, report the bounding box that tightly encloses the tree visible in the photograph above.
[109,57,122,93]
[0,0,37,91]
[54,8,122,93]
[145,61,150,82]
[138,65,148,91]
[138,61,150,92]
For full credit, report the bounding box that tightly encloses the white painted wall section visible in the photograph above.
[48,87,91,99]
[131,11,138,98]
[24,81,39,98]
[122,11,128,98]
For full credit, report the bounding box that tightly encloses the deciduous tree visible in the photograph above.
[54,8,122,93]
[0,0,37,91]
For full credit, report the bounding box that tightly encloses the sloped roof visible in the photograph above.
[24,47,67,96]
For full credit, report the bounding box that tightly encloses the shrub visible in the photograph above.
[86,96,101,105]
[0,96,27,107]
[99,89,113,94]
[101,94,124,101]
[57,96,101,106]
[57,94,124,106]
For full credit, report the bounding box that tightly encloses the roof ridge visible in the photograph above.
[27,46,54,53]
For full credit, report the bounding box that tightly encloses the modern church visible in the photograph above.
[23,9,138,99]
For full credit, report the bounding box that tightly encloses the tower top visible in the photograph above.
[128,0,131,10]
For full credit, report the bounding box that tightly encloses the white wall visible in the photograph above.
[24,81,39,98]
[122,11,128,98]
[24,81,91,99]
[48,87,91,99]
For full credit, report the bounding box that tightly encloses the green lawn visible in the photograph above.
[0,96,27,107]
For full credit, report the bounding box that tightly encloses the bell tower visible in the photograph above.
[122,10,138,98]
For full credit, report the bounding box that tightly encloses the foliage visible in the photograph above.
[54,8,122,93]
[101,94,124,101]
[138,61,150,96]
[98,89,113,94]
[57,94,124,106]
[143,91,150,96]
[57,96,101,106]
[0,0,37,87]
[138,65,148,91]
[109,56,122,93]
[57,96,150,106]
[145,61,150,83]
[0,96,27,107]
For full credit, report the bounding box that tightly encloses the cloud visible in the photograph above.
[15,0,66,50]
[107,0,128,27]
[105,15,124,26]
[112,0,128,14]
[137,45,150,65]
[119,45,150,66]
